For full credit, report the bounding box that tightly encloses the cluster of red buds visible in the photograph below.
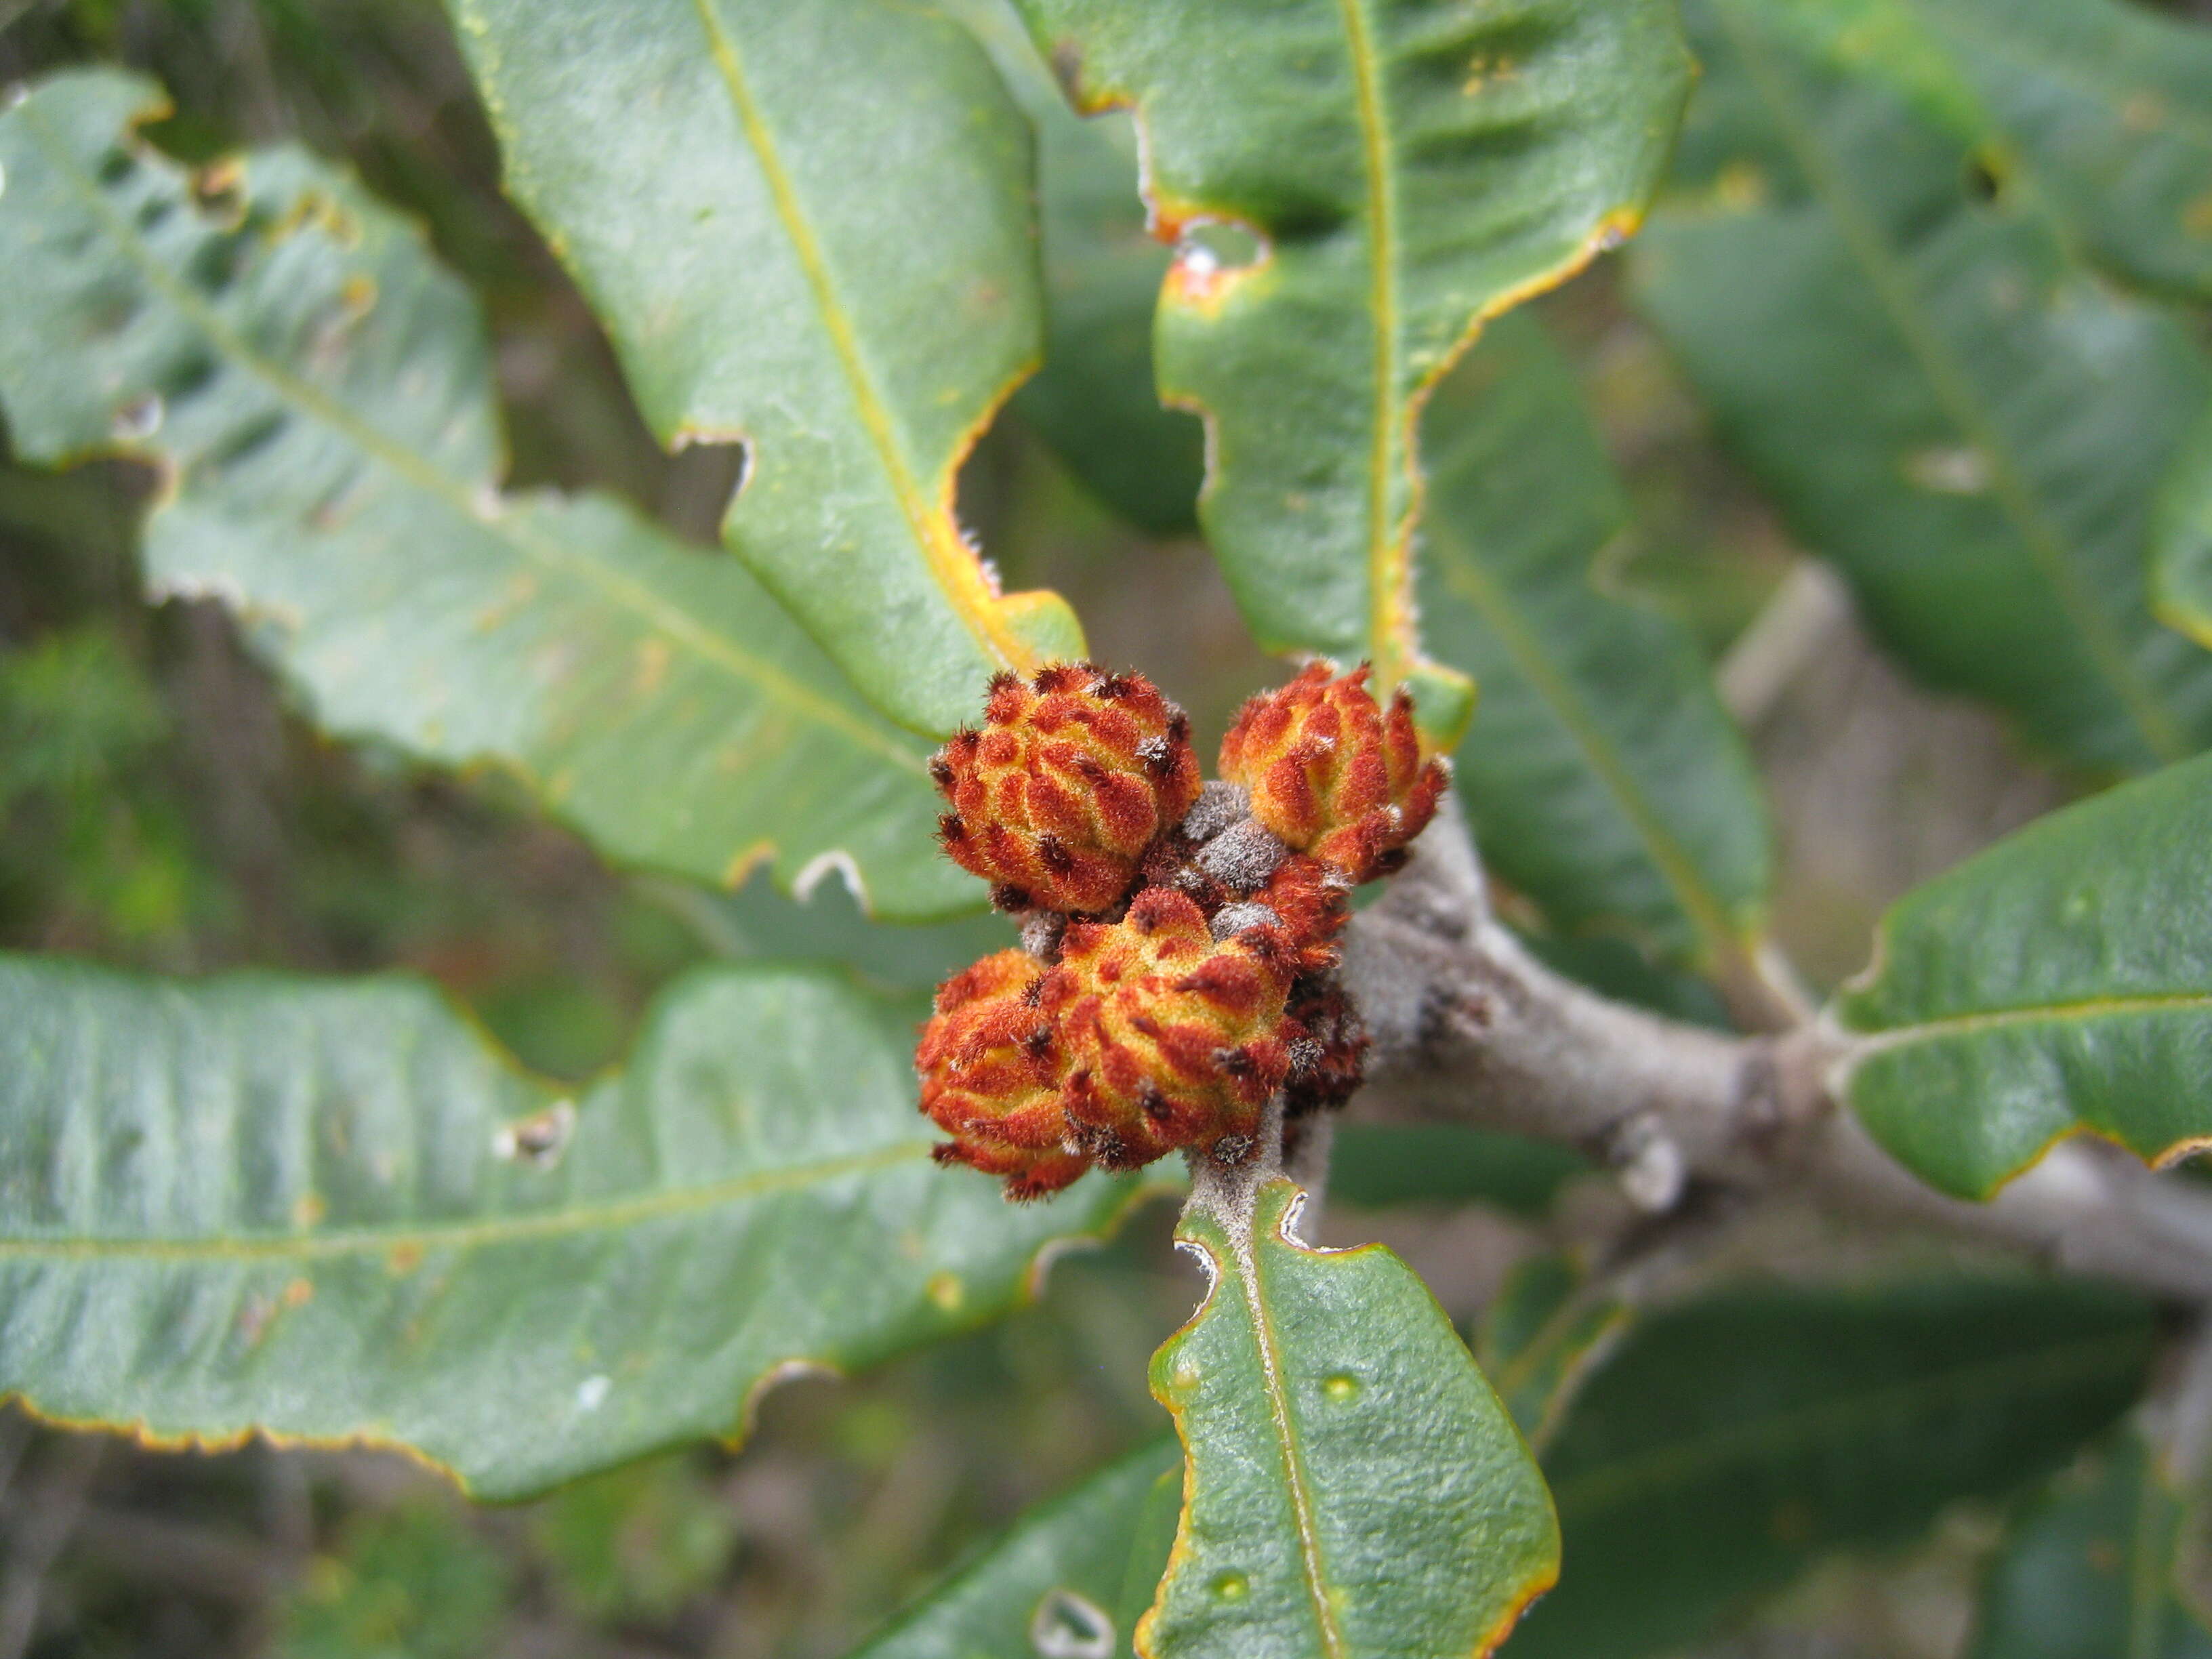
[918,661,1446,1200]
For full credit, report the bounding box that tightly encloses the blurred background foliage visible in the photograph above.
[1,0,2209,1656]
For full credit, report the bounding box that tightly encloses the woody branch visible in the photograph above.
[1343,800,2212,1307]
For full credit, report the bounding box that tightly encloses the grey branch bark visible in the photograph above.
[1343,802,2212,1305]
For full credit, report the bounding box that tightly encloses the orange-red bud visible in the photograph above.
[1042,887,1299,1170]
[1217,663,1446,882]
[932,663,1201,914]
[916,951,1067,1158]
[1253,855,1350,976]
[918,664,1414,1202]
[1281,977,1368,1119]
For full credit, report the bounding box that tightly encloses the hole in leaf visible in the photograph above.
[1963,148,2006,206]
[192,159,245,220]
[1174,218,1265,276]
[1028,1588,1113,1659]
[110,394,163,443]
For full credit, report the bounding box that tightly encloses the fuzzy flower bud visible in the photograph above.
[1042,887,1299,1168]
[932,663,1202,915]
[1218,663,1448,882]
[1250,855,1351,976]
[916,951,1088,1200]
[1281,978,1369,1119]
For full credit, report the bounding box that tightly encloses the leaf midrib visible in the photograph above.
[1237,1216,1348,1659]
[1431,531,1753,968]
[1547,1330,2141,1517]
[0,1139,933,1262]
[18,100,925,778]
[1847,988,2212,1049]
[686,0,1021,676]
[1711,0,2186,764]
[1336,0,1407,691]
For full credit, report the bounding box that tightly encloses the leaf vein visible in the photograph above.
[1712,0,2184,762]
[16,98,924,777]
[0,1142,934,1263]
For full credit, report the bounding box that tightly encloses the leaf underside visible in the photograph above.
[1418,310,1773,972]
[1147,1180,1557,1659]
[1969,1427,2212,1659]
[0,954,1149,1499]
[1016,0,1693,743]
[0,70,979,921]
[447,0,1084,737]
[1635,0,2212,775]
[1835,749,2212,1200]
[1509,1277,2155,1659]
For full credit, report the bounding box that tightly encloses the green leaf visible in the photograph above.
[1418,310,1774,974]
[445,0,1083,737]
[0,952,1151,1500]
[1507,1277,2156,1659]
[1328,1124,1586,1219]
[1633,0,2212,775]
[0,70,977,921]
[645,866,1018,994]
[1147,1179,1557,1659]
[1750,0,2212,302]
[1970,1429,2212,1659]
[851,1437,1180,1659]
[1922,0,2212,302]
[2156,407,2212,655]
[1014,0,1693,743]
[1473,1254,1629,1452]
[947,0,1204,535]
[1833,750,2212,1200]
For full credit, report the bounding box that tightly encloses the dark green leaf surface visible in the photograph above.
[1474,1254,1629,1452]
[1016,0,1692,742]
[1917,0,2212,302]
[0,70,977,920]
[1507,1277,2156,1659]
[1147,1179,1557,1659]
[2158,407,2212,655]
[1328,1124,1586,1218]
[851,1438,1179,1659]
[1635,0,2212,773]
[1971,1430,2212,1659]
[447,0,1084,737]
[0,954,1150,1499]
[949,0,1204,535]
[1753,0,2212,302]
[1419,311,1772,971]
[1734,0,2212,303]
[1835,750,2212,1200]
